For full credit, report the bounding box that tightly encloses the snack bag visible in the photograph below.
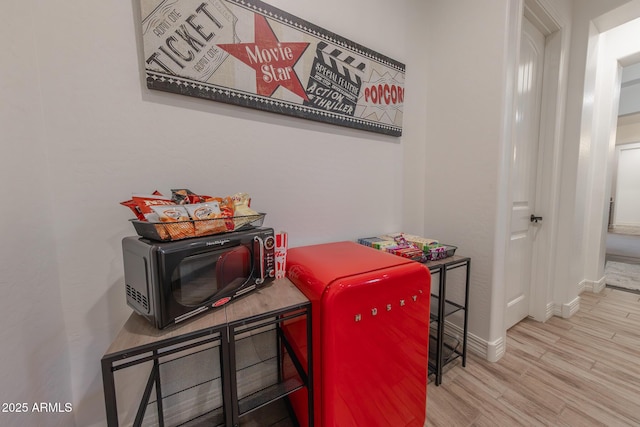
[204,196,235,231]
[151,205,190,222]
[186,201,221,219]
[171,188,217,205]
[150,205,194,240]
[231,192,258,215]
[120,199,146,221]
[121,191,170,221]
[231,192,259,228]
[131,194,175,222]
[171,189,193,205]
[184,202,229,236]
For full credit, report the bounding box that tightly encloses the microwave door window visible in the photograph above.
[171,246,251,306]
[171,251,218,306]
[215,246,251,294]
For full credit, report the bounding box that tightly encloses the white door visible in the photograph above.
[505,17,545,329]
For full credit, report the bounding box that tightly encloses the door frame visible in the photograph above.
[505,15,546,330]
[523,1,568,322]
[498,0,568,354]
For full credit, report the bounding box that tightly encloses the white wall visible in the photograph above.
[619,62,640,115]
[0,2,74,426]
[403,0,430,235]
[1,0,418,425]
[421,0,519,357]
[619,83,640,115]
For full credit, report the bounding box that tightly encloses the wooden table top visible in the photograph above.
[104,278,309,358]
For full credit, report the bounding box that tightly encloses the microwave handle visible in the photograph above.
[253,236,265,285]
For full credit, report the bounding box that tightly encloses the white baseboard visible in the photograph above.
[545,302,555,321]
[552,295,580,318]
[485,335,506,362]
[578,279,586,294]
[442,321,505,362]
[606,254,640,265]
[580,275,606,294]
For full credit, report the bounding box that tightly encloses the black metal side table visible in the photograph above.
[101,278,313,426]
[424,255,471,386]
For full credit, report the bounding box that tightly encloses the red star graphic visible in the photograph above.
[218,15,310,101]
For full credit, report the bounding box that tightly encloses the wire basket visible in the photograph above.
[424,244,457,261]
[130,213,266,242]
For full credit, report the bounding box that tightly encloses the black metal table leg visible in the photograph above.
[102,357,119,427]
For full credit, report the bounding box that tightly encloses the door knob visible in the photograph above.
[530,214,543,223]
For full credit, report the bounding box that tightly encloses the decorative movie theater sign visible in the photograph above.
[141,0,405,136]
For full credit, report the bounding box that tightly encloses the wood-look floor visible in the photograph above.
[426,287,640,427]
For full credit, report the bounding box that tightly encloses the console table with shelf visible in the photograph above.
[101,278,312,427]
[424,255,471,386]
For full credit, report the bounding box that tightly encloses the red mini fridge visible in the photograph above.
[283,241,431,427]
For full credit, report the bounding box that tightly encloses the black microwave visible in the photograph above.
[122,227,276,329]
